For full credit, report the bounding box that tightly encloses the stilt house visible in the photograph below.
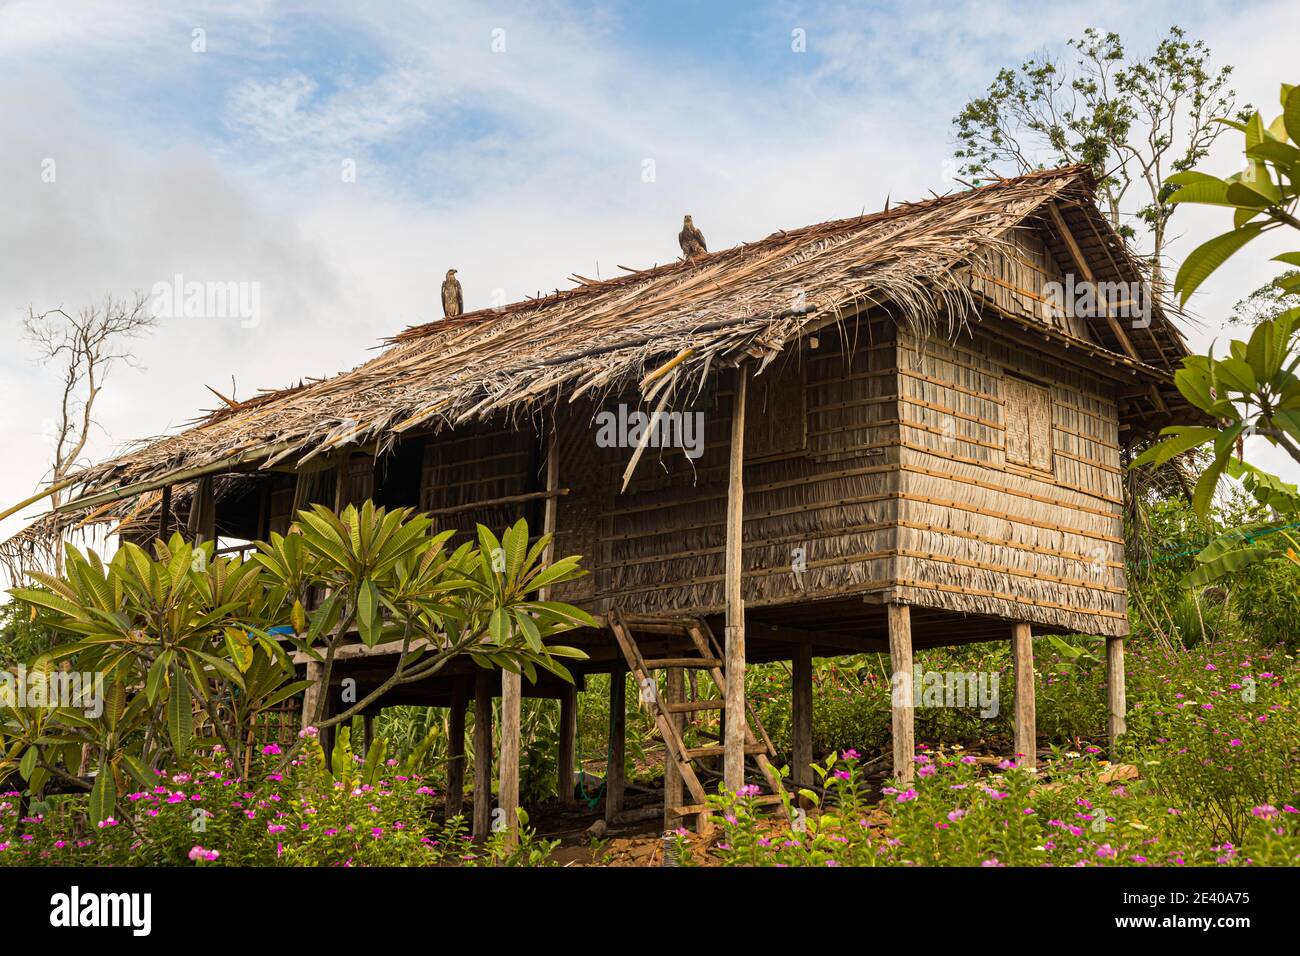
[5,165,1196,833]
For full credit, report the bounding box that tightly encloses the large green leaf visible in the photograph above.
[167,665,193,756]
[88,766,116,825]
[1174,225,1265,306]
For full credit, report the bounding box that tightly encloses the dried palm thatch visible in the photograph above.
[6,165,1189,564]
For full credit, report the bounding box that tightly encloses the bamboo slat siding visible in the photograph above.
[894,324,1127,636]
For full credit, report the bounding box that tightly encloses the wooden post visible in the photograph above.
[301,661,324,732]
[557,683,577,808]
[362,711,375,755]
[1012,621,1037,770]
[791,643,813,790]
[887,604,914,784]
[158,484,172,541]
[605,666,626,823]
[498,669,521,846]
[664,667,685,830]
[1106,636,1126,754]
[188,474,216,544]
[723,364,748,792]
[472,671,493,840]
[446,679,468,821]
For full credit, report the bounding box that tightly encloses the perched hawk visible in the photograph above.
[678,215,707,259]
[441,268,463,318]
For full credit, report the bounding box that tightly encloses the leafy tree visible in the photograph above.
[953,26,1240,292]
[1,503,592,825]
[1133,81,1300,587]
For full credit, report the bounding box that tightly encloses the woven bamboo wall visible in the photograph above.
[968,225,1093,340]
[893,323,1127,636]
[587,320,900,615]
[420,420,540,539]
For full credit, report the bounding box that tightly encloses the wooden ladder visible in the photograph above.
[608,609,785,826]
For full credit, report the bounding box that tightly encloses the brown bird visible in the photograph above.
[441,268,463,318]
[678,215,707,259]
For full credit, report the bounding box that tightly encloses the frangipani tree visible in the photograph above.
[3,502,592,825]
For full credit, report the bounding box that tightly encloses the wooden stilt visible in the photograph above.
[791,643,813,789]
[188,474,216,544]
[1106,636,1126,754]
[446,678,468,821]
[158,484,172,542]
[887,603,914,783]
[1012,621,1037,770]
[499,669,521,846]
[605,666,626,823]
[557,683,577,808]
[362,711,375,755]
[301,661,324,732]
[472,671,493,839]
[724,364,749,792]
[664,667,685,831]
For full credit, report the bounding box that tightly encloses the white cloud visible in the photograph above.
[2,0,1299,560]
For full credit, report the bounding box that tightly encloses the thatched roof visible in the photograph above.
[6,164,1192,557]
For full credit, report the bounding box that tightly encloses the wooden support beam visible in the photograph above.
[472,671,493,840]
[1012,621,1037,770]
[791,643,813,790]
[188,474,216,544]
[446,678,468,821]
[724,364,749,792]
[605,666,626,823]
[158,484,172,541]
[498,669,521,846]
[362,711,375,755]
[557,683,577,808]
[664,667,685,831]
[1045,203,1147,363]
[1106,636,1127,754]
[887,603,914,784]
[301,661,324,732]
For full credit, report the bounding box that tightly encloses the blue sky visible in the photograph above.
[2,0,1298,547]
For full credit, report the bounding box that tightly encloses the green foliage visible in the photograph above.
[953,26,1238,253]
[0,735,558,866]
[2,502,593,833]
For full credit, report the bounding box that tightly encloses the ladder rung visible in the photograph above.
[676,794,784,816]
[665,699,724,714]
[643,657,723,670]
[683,744,767,759]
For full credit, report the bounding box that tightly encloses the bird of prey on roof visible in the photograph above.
[441,269,463,318]
[678,215,707,260]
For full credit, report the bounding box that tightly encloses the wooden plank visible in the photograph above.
[446,678,468,821]
[1106,636,1127,754]
[301,661,324,731]
[724,364,748,792]
[472,671,493,840]
[1012,621,1037,770]
[887,604,914,784]
[605,665,626,823]
[557,683,577,808]
[498,669,521,846]
[792,643,813,790]
[643,657,724,670]
[664,667,685,831]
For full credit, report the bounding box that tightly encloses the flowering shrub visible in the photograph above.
[1121,637,1298,844]
[0,732,557,867]
[703,744,1299,867]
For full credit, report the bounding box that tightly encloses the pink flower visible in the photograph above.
[299,726,319,739]
[267,824,287,834]
[895,789,918,803]
[262,743,282,755]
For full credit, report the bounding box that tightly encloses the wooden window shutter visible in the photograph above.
[1004,375,1052,472]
